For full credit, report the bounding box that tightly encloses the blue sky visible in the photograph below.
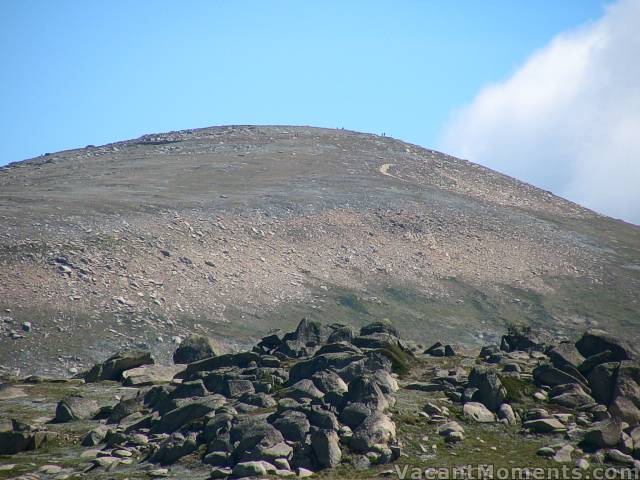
[0,1,606,165]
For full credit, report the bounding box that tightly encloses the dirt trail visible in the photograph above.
[378,163,405,181]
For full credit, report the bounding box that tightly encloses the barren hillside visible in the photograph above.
[1,125,638,376]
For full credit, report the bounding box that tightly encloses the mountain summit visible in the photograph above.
[0,125,638,375]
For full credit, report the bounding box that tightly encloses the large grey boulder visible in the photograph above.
[609,361,640,424]
[345,375,389,411]
[576,330,636,362]
[272,411,310,443]
[582,419,623,449]
[549,383,595,409]
[311,429,342,469]
[533,364,586,389]
[468,367,506,411]
[339,402,372,429]
[184,352,260,376]
[122,364,182,386]
[283,379,324,401]
[523,418,567,434]
[54,395,100,422]
[548,342,585,369]
[312,370,348,394]
[360,321,399,338]
[231,417,285,463]
[150,432,198,465]
[0,419,33,454]
[587,362,619,405]
[85,350,154,382]
[289,352,364,384]
[349,412,396,453]
[327,325,355,343]
[173,334,220,364]
[463,402,495,423]
[232,461,275,478]
[151,395,226,433]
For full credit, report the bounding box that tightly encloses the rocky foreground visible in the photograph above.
[1,320,640,479]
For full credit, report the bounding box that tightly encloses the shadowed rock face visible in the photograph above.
[0,125,639,375]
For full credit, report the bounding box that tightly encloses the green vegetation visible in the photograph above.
[500,375,537,403]
[375,343,416,377]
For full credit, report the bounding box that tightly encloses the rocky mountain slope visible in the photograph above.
[0,125,639,376]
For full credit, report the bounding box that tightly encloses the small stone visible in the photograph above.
[113,449,132,458]
[148,468,170,477]
[537,447,555,457]
[37,465,62,474]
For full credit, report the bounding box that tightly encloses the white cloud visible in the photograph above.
[439,0,640,224]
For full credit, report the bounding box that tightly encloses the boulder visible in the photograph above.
[463,402,495,423]
[312,370,348,394]
[239,392,276,408]
[468,367,506,411]
[170,379,208,399]
[349,412,396,453]
[289,352,364,383]
[311,429,342,469]
[184,352,260,376]
[345,375,388,411]
[549,384,595,409]
[582,419,623,449]
[231,417,285,463]
[150,432,198,465]
[609,361,640,424]
[203,412,234,443]
[108,395,145,423]
[81,426,108,446]
[122,364,182,386]
[497,403,518,425]
[360,321,399,338]
[371,370,399,395]
[0,419,33,455]
[576,330,636,362]
[54,395,100,422]
[339,402,372,429]
[579,351,620,375]
[523,418,567,434]
[85,350,154,382]
[587,362,619,405]
[272,411,310,443]
[172,334,220,364]
[224,379,255,398]
[352,333,400,350]
[533,364,586,389]
[500,327,547,352]
[283,379,324,401]
[152,395,225,433]
[424,342,445,357]
[232,461,275,478]
[327,325,355,343]
[548,342,585,369]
